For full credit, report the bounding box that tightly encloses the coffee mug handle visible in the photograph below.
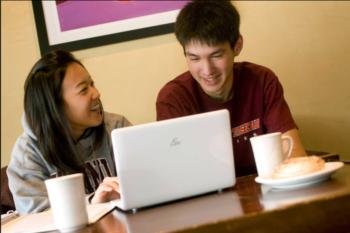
[281,135,294,158]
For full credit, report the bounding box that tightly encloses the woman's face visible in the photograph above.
[61,62,103,139]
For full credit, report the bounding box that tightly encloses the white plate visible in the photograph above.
[255,162,344,189]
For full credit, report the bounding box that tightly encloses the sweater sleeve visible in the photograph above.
[7,135,54,215]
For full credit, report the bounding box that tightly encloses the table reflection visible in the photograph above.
[112,191,242,233]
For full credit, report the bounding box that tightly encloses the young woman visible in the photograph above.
[7,50,131,215]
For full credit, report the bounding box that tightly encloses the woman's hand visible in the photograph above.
[91,177,120,204]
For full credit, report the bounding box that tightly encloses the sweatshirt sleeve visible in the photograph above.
[7,135,54,215]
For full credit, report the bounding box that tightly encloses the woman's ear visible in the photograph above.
[233,35,243,56]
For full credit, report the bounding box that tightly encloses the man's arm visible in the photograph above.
[156,101,184,121]
[156,86,196,121]
[282,128,307,158]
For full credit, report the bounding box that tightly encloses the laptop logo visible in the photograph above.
[170,137,181,146]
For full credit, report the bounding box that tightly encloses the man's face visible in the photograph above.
[184,41,235,101]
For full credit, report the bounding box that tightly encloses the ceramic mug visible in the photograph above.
[45,173,88,232]
[250,132,293,177]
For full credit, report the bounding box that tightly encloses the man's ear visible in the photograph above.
[233,35,243,56]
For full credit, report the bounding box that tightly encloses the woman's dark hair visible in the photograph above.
[175,0,240,48]
[24,50,105,174]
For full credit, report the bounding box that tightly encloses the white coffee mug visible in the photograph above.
[45,173,88,232]
[250,132,293,177]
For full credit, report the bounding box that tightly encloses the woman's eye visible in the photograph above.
[80,87,88,93]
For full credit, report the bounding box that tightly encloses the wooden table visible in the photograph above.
[76,163,350,233]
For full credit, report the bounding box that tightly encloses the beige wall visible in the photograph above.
[2,1,349,166]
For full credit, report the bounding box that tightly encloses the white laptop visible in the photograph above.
[110,109,235,211]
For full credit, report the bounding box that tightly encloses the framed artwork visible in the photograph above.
[32,1,190,55]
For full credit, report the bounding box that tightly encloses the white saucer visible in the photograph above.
[255,162,344,189]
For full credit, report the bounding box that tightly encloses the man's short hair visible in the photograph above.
[175,1,240,48]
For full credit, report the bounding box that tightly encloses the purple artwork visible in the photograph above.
[56,0,190,32]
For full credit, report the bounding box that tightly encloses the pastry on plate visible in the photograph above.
[272,156,325,179]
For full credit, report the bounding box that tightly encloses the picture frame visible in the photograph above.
[32,1,189,55]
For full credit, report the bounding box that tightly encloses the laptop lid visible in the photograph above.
[111,109,235,211]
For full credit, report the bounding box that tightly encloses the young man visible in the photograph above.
[156,1,306,176]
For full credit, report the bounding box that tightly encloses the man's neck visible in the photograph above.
[208,75,234,102]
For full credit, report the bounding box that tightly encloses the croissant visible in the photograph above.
[272,156,325,179]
